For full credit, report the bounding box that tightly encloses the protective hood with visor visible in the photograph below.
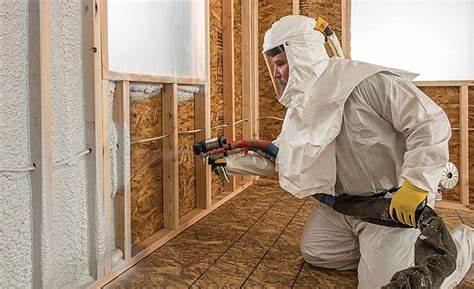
[263,16,329,107]
[263,16,418,198]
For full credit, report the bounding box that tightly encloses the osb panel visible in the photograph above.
[178,99,197,217]
[258,0,292,141]
[130,94,164,246]
[418,86,459,129]
[210,0,225,198]
[445,130,460,201]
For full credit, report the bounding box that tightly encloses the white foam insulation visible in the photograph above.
[1,0,107,287]
[0,1,33,287]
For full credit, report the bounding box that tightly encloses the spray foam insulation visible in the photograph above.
[0,0,32,285]
[130,86,164,246]
[419,86,461,201]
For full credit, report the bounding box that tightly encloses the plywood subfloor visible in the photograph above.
[105,179,473,289]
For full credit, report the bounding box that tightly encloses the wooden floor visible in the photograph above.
[105,179,474,289]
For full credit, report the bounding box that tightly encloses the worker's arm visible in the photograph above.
[224,153,276,176]
[353,71,451,193]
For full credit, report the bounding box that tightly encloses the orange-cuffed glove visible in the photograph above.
[389,181,428,227]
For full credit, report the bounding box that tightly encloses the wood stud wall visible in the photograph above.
[92,0,258,286]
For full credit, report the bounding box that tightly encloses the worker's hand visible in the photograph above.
[389,181,428,227]
[209,157,227,176]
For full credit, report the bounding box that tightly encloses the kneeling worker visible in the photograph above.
[217,15,473,288]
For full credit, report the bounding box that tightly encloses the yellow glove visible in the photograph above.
[389,181,428,227]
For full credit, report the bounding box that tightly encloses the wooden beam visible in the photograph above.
[195,1,212,210]
[293,0,299,15]
[162,84,179,229]
[460,85,469,207]
[102,79,113,273]
[414,80,474,87]
[241,0,252,141]
[195,85,212,209]
[252,0,259,140]
[341,0,351,58]
[100,0,109,76]
[223,0,237,192]
[30,0,53,286]
[103,70,207,85]
[113,81,132,261]
[84,0,105,279]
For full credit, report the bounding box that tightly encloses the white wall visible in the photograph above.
[351,0,474,80]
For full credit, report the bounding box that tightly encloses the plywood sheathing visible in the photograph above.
[210,0,225,199]
[419,86,460,128]
[130,87,164,246]
[178,98,197,217]
[418,86,460,201]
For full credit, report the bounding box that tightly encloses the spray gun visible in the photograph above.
[193,137,279,182]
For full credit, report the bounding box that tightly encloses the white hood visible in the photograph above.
[263,16,329,107]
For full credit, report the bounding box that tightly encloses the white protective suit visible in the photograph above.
[225,15,473,288]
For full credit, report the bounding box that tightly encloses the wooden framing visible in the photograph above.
[30,0,54,286]
[113,81,132,262]
[460,85,469,206]
[251,0,259,140]
[84,0,106,280]
[103,70,206,86]
[341,0,351,58]
[195,85,212,209]
[240,0,260,185]
[222,0,237,192]
[89,0,262,286]
[292,0,299,15]
[162,83,180,229]
[102,78,112,274]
